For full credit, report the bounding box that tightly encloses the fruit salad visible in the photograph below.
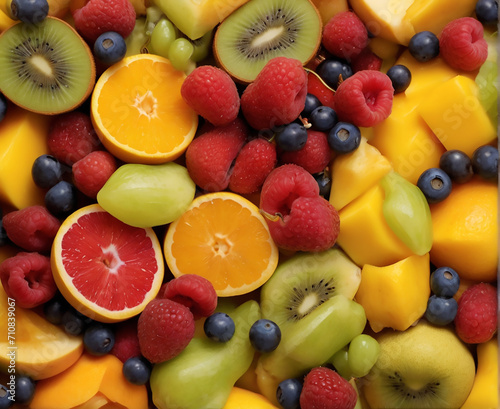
[0,0,497,408]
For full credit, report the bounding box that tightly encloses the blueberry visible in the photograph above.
[430,266,460,298]
[32,154,64,189]
[0,93,7,123]
[309,106,338,131]
[204,312,235,342]
[123,357,151,385]
[301,93,322,118]
[471,145,498,180]
[15,375,35,405]
[45,180,78,217]
[417,168,452,204]
[316,59,353,90]
[475,0,498,25]
[61,309,89,336]
[276,378,302,409]
[249,319,281,353]
[276,123,308,152]
[94,32,127,65]
[408,31,440,62]
[43,295,70,325]
[0,384,12,409]
[386,64,412,94]
[327,122,361,154]
[11,0,49,24]
[439,149,473,183]
[424,295,458,326]
[314,171,332,198]
[83,324,115,356]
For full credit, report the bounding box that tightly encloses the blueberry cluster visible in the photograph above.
[424,267,461,325]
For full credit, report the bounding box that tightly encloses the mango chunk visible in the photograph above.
[417,75,497,156]
[355,253,431,332]
[310,0,348,25]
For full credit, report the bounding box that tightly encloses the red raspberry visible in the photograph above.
[160,274,218,319]
[439,17,488,72]
[229,138,277,194]
[322,11,369,61]
[0,252,57,309]
[110,318,142,363]
[334,70,394,128]
[2,206,61,253]
[72,150,118,198]
[260,164,340,252]
[300,366,357,409]
[137,298,195,363]
[241,57,308,130]
[454,282,497,344]
[307,72,335,110]
[279,130,331,174]
[185,118,249,192]
[72,0,136,44]
[181,65,240,127]
[48,111,102,166]
[351,48,383,73]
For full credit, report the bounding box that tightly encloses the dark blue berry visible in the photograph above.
[11,0,49,24]
[471,145,498,180]
[316,59,353,90]
[276,123,308,152]
[417,168,452,204]
[45,180,78,217]
[386,64,412,94]
[249,319,281,353]
[327,122,361,154]
[83,324,115,356]
[424,295,458,325]
[301,93,322,118]
[430,267,460,298]
[43,295,70,325]
[0,94,7,123]
[309,106,338,131]
[408,31,440,62]
[204,312,235,342]
[15,376,35,405]
[0,384,12,409]
[439,149,473,183]
[276,378,302,409]
[32,154,64,189]
[123,357,151,385]
[94,32,127,65]
[314,171,331,198]
[61,309,88,336]
[475,0,498,25]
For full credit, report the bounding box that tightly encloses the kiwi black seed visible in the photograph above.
[0,17,95,115]
[213,0,322,83]
[286,278,336,321]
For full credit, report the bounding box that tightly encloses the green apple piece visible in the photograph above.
[97,162,196,228]
[380,171,432,255]
[150,300,261,409]
[347,334,380,378]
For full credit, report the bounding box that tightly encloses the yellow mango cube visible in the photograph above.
[417,75,497,156]
[310,0,348,25]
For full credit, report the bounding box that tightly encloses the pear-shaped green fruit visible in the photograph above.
[380,171,432,255]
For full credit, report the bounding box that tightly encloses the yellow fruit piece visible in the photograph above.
[0,105,51,210]
[355,253,431,332]
[30,353,148,409]
[329,137,392,210]
[417,75,497,157]
[91,54,198,164]
[337,183,413,267]
[370,93,446,185]
[0,285,83,380]
[223,387,279,409]
[310,0,348,25]
[429,178,498,282]
[0,8,15,31]
[461,337,498,409]
[164,192,279,297]
[128,0,150,15]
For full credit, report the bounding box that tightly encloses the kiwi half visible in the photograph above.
[213,0,322,83]
[0,17,95,115]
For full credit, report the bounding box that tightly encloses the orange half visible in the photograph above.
[91,54,198,164]
[164,192,279,296]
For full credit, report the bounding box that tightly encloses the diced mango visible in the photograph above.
[310,0,349,25]
[355,253,431,332]
[417,75,497,156]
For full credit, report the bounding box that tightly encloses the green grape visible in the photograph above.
[347,334,380,378]
[329,347,353,379]
[191,29,214,62]
[380,171,433,256]
[168,37,195,72]
[145,5,165,35]
[149,17,178,58]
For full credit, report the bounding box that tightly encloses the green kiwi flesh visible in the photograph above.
[260,247,361,328]
[0,17,95,115]
[213,0,322,83]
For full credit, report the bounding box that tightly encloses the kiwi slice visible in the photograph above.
[213,0,322,83]
[0,17,95,115]
[260,247,361,328]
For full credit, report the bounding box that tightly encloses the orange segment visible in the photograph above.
[91,54,198,164]
[164,192,279,297]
